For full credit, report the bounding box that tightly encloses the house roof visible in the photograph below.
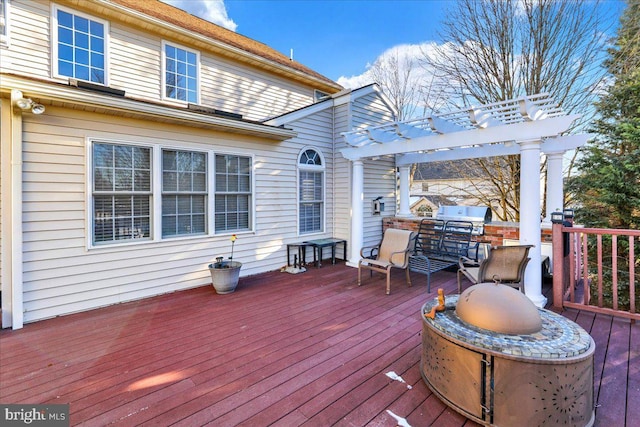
[414,161,486,180]
[104,0,342,93]
[410,195,455,208]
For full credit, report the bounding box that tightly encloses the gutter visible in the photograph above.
[0,74,298,141]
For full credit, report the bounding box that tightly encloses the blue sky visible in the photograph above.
[163,0,625,88]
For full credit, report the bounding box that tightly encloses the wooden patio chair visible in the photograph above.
[457,244,533,293]
[358,228,416,295]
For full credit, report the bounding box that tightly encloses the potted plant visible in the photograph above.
[208,234,242,294]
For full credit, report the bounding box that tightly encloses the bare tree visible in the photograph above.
[368,46,420,121]
[420,0,612,220]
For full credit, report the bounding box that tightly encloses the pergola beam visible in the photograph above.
[397,133,592,166]
[341,114,580,160]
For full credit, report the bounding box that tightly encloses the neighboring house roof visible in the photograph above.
[107,0,342,93]
[410,195,455,208]
[413,161,485,180]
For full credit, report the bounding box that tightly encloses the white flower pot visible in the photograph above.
[208,261,242,294]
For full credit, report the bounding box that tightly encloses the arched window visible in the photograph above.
[298,148,324,234]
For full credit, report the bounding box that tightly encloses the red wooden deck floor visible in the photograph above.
[1,263,638,426]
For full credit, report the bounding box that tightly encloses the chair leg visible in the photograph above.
[386,269,391,295]
[358,265,362,286]
[457,270,463,293]
[405,268,412,287]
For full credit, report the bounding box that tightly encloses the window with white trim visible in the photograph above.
[0,0,8,45]
[215,154,251,233]
[163,42,198,103]
[92,143,151,244]
[54,6,106,84]
[162,149,207,237]
[298,149,324,234]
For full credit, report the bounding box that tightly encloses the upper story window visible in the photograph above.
[298,149,324,234]
[0,0,9,45]
[163,42,198,103]
[54,6,107,84]
[314,90,330,102]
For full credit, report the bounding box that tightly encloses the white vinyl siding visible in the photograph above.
[332,101,352,245]
[18,108,282,323]
[0,0,50,78]
[108,23,160,100]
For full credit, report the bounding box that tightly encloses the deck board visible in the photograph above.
[1,263,637,426]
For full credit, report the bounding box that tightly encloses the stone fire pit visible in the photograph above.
[420,284,595,427]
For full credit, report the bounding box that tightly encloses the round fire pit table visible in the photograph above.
[420,294,595,427]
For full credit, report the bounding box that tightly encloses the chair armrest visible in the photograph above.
[360,244,380,259]
[389,248,411,267]
[458,256,480,270]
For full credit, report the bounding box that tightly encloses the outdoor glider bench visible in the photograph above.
[409,219,479,292]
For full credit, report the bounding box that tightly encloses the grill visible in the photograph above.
[435,205,492,235]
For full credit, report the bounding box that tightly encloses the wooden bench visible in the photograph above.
[409,219,479,292]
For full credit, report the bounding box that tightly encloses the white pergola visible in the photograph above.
[340,93,591,307]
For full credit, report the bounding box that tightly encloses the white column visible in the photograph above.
[397,165,412,217]
[348,159,364,267]
[544,151,565,222]
[519,139,546,308]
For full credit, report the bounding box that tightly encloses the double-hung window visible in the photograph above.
[298,149,324,234]
[163,42,198,103]
[162,149,207,237]
[92,143,151,244]
[55,6,106,84]
[215,154,251,233]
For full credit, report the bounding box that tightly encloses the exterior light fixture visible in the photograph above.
[550,210,564,224]
[563,208,574,220]
[11,89,45,114]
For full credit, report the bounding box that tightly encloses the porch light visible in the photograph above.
[550,210,564,224]
[563,208,574,220]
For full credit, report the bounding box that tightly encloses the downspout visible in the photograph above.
[0,97,12,328]
[4,90,24,329]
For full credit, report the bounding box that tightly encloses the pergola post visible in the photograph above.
[544,151,565,222]
[348,159,364,266]
[519,139,547,308]
[397,165,412,217]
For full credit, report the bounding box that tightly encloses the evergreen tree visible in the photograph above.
[568,1,640,229]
